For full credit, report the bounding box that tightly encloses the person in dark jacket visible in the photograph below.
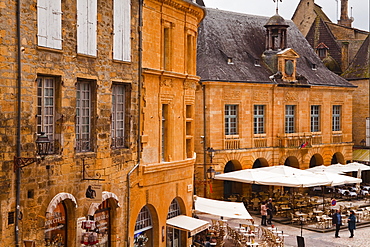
[347,210,356,238]
[332,209,342,238]
[266,198,274,224]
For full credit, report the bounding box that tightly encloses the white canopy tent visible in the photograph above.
[166,215,210,236]
[194,196,253,220]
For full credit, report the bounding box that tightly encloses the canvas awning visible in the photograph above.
[353,149,370,162]
[166,215,210,236]
[194,196,253,220]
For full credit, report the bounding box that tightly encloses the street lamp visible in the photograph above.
[14,132,51,247]
[360,139,366,147]
[207,147,215,163]
[207,166,216,179]
[14,132,51,171]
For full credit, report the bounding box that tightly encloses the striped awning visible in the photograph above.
[353,149,370,162]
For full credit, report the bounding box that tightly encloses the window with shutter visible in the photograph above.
[37,0,62,49]
[77,0,97,56]
[113,0,131,61]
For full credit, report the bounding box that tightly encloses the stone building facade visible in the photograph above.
[195,8,355,200]
[292,0,369,74]
[1,0,140,246]
[0,0,204,246]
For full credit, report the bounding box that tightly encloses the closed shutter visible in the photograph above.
[77,0,88,54]
[37,0,48,47]
[77,0,96,56]
[113,0,131,61]
[50,0,62,49]
[87,0,97,56]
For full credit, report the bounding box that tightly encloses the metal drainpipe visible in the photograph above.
[15,0,22,246]
[126,0,143,246]
[202,83,207,196]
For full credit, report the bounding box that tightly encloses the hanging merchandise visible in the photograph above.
[81,217,99,246]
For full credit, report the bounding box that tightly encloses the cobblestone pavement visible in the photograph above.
[267,219,370,247]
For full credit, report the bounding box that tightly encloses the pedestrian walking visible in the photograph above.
[267,198,274,224]
[260,201,267,226]
[332,209,342,238]
[347,210,356,238]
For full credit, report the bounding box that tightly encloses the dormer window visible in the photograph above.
[312,63,317,70]
[254,59,261,67]
[227,57,234,65]
[316,43,329,59]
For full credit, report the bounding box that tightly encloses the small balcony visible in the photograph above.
[224,135,240,149]
[277,133,318,148]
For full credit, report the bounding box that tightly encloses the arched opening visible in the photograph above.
[252,158,269,193]
[284,156,300,168]
[134,206,154,247]
[223,161,242,199]
[331,152,345,164]
[166,198,184,247]
[45,193,77,247]
[309,154,324,168]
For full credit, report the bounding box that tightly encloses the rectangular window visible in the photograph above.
[111,84,129,149]
[285,105,295,133]
[37,0,62,49]
[37,76,61,154]
[163,26,172,70]
[332,105,341,131]
[162,104,169,161]
[113,0,131,61]
[225,105,238,135]
[76,80,93,152]
[77,0,97,56]
[254,105,265,134]
[186,34,194,74]
[311,105,320,132]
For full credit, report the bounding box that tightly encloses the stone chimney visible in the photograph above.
[338,0,353,27]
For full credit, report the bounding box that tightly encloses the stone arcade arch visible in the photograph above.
[223,160,242,199]
[252,158,269,192]
[309,153,324,168]
[283,156,300,168]
[331,152,345,164]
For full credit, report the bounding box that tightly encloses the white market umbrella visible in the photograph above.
[255,173,332,188]
[214,168,276,184]
[257,165,315,177]
[306,165,345,174]
[342,162,370,172]
[313,172,362,186]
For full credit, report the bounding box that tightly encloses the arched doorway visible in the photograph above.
[223,161,242,199]
[252,158,269,192]
[166,198,184,247]
[284,156,300,168]
[45,193,77,247]
[134,206,154,247]
[309,154,324,168]
[331,152,345,164]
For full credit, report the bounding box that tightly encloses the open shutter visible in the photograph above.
[113,0,124,60]
[113,0,131,61]
[87,0,97,56]
[77,0,88,55]
[122,0,131,61]
[50,0,62,49]
[37,0,48,47]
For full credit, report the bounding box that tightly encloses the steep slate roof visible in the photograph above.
[342,35,370,79]
[197,8,354,88]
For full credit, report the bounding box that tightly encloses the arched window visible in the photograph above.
[134,206,152,233]
[167,198,181,219]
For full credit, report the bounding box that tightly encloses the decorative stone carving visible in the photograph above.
[285,91,298,101]
[223,90,241,100]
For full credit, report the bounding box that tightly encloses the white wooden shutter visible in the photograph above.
[50,0,62,49]
[37,0,48,47]
[87,0,97,56]
[113,0,131,61]
[77,0,88,54]
[122,0,131,61]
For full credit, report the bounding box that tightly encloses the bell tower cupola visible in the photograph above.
[264,12,289,51]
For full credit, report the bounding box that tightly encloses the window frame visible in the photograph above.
[253,105,265,134]
[285,105,296,134]
[310,105,321,132]
[332,105,342,131]
[225,104,238,136]
[111,83,130,149]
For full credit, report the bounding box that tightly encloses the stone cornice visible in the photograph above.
[152,0,205,20]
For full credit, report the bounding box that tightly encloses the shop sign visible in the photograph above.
[45,203,66,247]
[85,184,102,202]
